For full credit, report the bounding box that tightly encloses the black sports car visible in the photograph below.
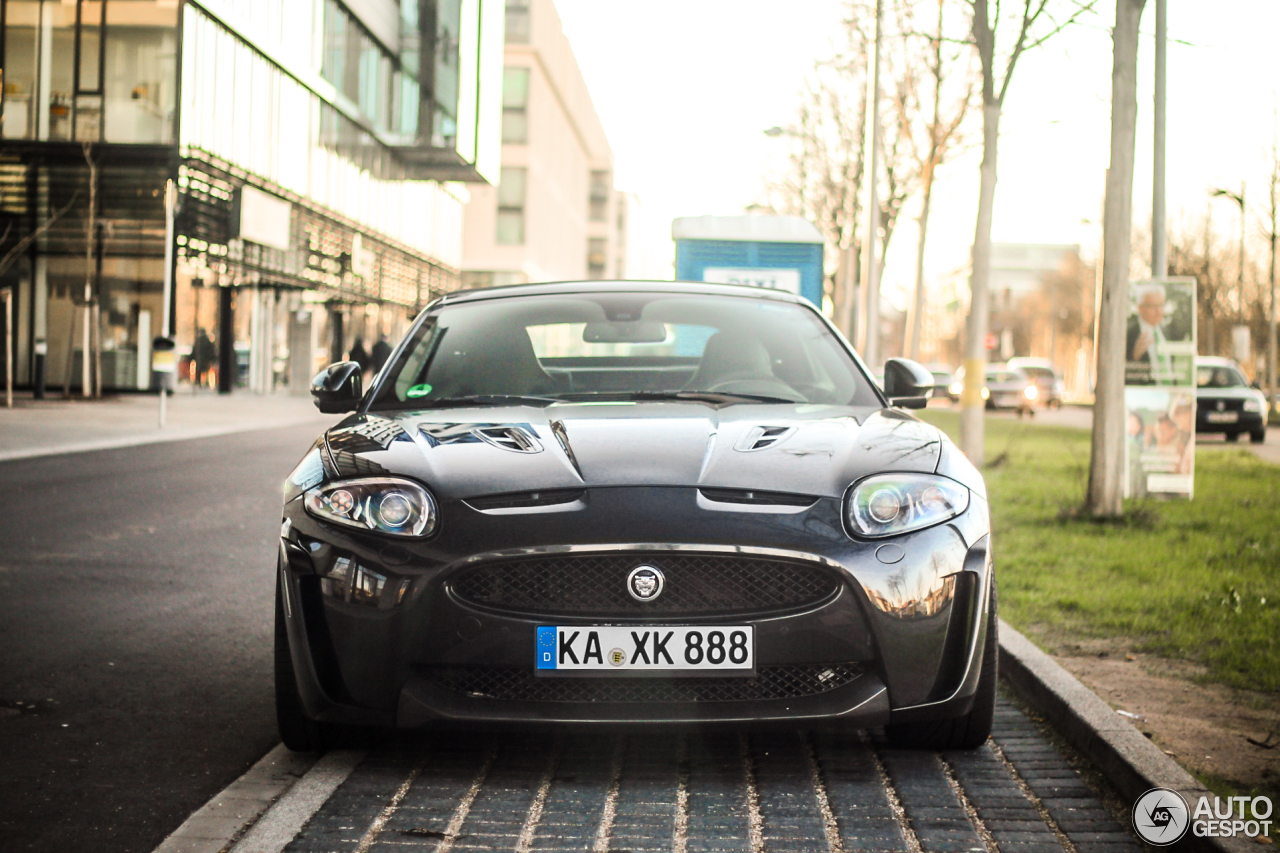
[276,281,996,752]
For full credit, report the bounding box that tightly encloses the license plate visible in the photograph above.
[1206,411,1238,423]
[536,626,754,672]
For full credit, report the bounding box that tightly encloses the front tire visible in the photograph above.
[1250,428,1266,444]
[1226,431,1240,443]
[275,581,332,753]
[884,581,998,751]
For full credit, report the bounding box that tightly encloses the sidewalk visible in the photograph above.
[0,390,337,462]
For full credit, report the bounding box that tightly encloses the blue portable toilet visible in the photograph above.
[672,215,825,306]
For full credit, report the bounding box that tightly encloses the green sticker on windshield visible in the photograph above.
[406,383,433,399]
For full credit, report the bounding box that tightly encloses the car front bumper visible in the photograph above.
[277,486,993,729]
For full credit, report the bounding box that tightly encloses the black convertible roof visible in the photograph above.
[435,279,811,307]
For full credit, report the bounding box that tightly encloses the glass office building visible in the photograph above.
[0,0,501,393]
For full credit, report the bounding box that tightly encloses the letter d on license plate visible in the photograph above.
[536,626,753,671]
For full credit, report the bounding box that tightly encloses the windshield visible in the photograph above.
[371,292,878,409]
[1196,365,1248,388]
[1017,366,1056,381]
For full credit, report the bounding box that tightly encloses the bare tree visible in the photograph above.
[959,0,1096,465]
[1087,0,1148,518]
[765,18,871,339]
[888,0,977,362]
[767,0,934,349]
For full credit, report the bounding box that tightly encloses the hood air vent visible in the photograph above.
[466,489,586,511]
[471,425,543,453]
[699,488,818,507]
[734,425,796,451]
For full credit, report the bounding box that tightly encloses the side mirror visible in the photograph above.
[311,361,363,413]
[882,358,933,409]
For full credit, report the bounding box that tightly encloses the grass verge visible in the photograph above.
[918,409,1280,695]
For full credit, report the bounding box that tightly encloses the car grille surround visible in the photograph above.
[426,663,863,703]
[446,552,842,617]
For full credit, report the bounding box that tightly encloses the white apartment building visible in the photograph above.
[460,0,617,286]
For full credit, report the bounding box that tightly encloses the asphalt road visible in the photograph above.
[0,423,328,853]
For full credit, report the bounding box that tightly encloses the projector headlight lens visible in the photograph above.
[305,477,437,537]
[846,474,970,538]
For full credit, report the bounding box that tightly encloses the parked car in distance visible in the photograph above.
[1006,358,1063,408]
[1195,356,1267,443]
[922,364,955,400]
[984,365,1036,416]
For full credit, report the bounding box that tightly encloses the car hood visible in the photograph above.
[318,403,947,501]
[1195,386,1259,400]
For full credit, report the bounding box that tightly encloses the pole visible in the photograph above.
[159,178,174,427]
[1238,181,1246,326]
[1151,0,1167,278]
[3,289,11,408]
[859,0,884,367]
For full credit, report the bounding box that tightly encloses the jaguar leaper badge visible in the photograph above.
[627,565,665,602]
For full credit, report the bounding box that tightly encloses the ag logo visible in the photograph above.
[1132,787,1190,846]
[627,565,665,602]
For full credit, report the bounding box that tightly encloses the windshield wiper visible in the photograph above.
[559,390,801,405]
[398,394,563,408]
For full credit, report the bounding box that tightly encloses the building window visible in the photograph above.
[589,170,610,223]
[1,0,176,143]
[496,167,527,245]
[505,0,530,44]
[587,237,606,279]
[501,67,529,144]
[320,0,419,137]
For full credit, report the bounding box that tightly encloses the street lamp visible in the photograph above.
[1211,183,1246,325]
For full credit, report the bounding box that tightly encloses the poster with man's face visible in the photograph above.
[1124,278,1196,385]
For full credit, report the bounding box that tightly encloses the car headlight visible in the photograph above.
[845,474,970,538]
[981,387,990,400]
[304,477,438,537]
[949,381,963,395]
[1024,385,1038,400]
[1243,398,1262,413]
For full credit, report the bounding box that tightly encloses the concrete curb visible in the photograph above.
[150,745,319,853]
[998,619,1258,853]
[0,417,327,463]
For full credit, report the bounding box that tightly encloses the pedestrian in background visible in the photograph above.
[371,335,392,375]
[193,328,216,388]
[348,337,370,373]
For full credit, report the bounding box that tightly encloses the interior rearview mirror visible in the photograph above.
[311,361,363,413]
[882,358,933,409]
[582,321,669,344]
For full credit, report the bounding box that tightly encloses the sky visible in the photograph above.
[554,1,1280,307]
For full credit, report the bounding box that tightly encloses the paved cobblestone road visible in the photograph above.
[280,700,1142,853]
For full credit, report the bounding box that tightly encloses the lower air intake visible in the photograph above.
[426,663,863,703]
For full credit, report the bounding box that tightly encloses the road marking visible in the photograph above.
[739,732,765,853]
[802,731,844,853]
[353,753,432,853]
[516,736,564,853]
[436,737,499,853]
[593,737,626,853]
[227,749,365,853]
[673,734,690,853]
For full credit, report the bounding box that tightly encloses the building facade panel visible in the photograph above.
[0,0,499,395]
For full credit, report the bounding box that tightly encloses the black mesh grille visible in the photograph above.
[448,553,841,617]
[427,663,863,703]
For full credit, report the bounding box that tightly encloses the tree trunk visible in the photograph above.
[1086,0,1147,517]
[960,101,1000,464]
[909,180,934,362]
